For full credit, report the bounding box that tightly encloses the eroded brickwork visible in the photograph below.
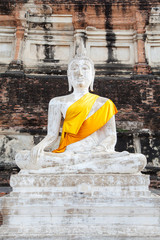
[1,74,159,131]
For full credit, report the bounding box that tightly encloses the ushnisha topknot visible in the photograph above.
[68,37,94,68]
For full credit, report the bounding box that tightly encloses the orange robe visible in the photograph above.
[52,93,118,153]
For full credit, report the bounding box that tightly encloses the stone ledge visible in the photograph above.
[10,173,150,187]
[1,237,160,240]
[1,225,160,238]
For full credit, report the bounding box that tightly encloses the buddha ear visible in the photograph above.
[89,70,95,92]
[67,71,73,91]
[89,81,94,92]
[68,81,72,92]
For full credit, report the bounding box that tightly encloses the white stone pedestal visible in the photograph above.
[0,172,160,239]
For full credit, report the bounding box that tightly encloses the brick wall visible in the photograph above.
[1,73,159,131]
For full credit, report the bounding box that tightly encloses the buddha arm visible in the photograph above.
[30,99,61,162]
[98,115,117,152]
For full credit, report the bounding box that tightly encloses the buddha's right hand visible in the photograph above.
[30,144,44,165]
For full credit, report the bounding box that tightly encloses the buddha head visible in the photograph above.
[67,40,95,91]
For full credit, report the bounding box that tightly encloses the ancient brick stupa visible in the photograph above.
[1,39,160,239]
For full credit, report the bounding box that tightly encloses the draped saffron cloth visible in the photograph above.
[52,92,118,153]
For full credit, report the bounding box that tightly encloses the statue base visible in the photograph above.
[1,172,160,239]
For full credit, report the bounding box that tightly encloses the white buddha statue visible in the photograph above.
[16,45,146,174]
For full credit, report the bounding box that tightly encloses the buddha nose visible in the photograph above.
[78,67,83,76]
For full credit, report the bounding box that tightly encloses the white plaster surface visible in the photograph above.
[145,7,160,67]
[0,27,15,66]
[22,14,74,66]
[74,29,136,65]
[1,173,160,239]
[149,7,160,24]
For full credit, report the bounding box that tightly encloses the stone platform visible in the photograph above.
[0,172,160,239]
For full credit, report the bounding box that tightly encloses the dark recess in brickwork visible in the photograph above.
[140,133,160,163]
[116,133,135,153]
[0,0,16,14]
[138,0,151,11]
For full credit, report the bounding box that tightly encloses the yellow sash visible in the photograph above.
[52,93,117,153]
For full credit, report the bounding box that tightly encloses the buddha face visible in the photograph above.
[68,58,95,91]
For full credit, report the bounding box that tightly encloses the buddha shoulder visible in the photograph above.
[95,96,110,107]
[49,95,71,106]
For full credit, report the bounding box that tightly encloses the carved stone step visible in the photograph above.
[10,173,150,187]
[1,225,160,239]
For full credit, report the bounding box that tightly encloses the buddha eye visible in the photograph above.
[71,64,78,71]
[82,65,89,70]
[71,67,76,70]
